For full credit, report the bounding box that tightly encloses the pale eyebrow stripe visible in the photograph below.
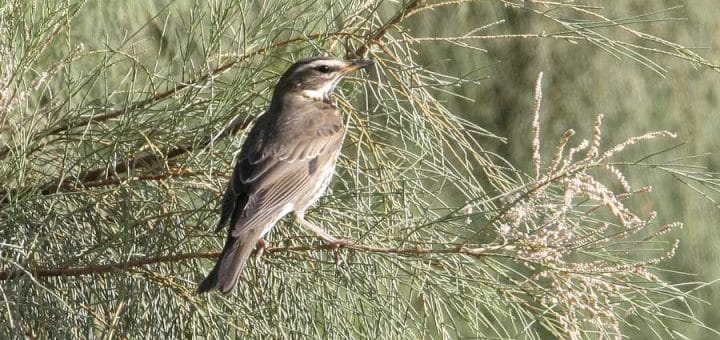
[306,60,345,69]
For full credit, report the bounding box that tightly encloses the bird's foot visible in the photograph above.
[328,238,354,248]
[325,238,354,266]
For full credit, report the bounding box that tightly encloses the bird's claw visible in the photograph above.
[333,248,343,266]
[326,238,353,266]
[329,238,354,249]
[255,239,269,260]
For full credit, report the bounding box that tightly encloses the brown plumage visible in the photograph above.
[197,56,373,294]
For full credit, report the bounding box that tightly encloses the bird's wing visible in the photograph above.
[214,114,268,231]
[231,101,344,236]
[202,101,344,293]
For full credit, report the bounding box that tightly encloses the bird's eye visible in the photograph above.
[317,65,331,73]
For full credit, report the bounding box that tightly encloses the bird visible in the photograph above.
[197,56,374,294]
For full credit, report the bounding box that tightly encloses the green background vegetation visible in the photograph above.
[408,2,720,336]
[1,0,718,338]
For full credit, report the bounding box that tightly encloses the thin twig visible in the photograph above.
[0,32,363,160]
[2,3,418,202]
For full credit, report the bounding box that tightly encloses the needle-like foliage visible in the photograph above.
[1,0,719,338]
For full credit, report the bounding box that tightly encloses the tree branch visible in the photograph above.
[1,0,419,202]
[0,113,251,205]
[350,0,422,58]
[54,169,211,192]
[0,241,506,280]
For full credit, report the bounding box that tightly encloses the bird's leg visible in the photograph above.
[293,212,352,246]
[293,212,352,266]
[255,239,269,260]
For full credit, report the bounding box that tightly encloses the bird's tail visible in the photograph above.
[196,263,221,293]
[197,230,261,294]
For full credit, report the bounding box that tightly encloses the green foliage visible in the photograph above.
[1,0,718,338]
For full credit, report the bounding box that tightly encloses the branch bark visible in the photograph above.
[0,241,506,281]
[351,0,422,58]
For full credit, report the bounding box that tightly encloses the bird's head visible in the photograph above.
[275,56,374,101]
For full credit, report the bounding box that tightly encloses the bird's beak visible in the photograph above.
[341,59,374,74]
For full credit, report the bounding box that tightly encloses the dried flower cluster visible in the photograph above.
[0,43,18,120]
[491,73,683,339]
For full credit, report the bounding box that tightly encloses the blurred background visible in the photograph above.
[406,2,720,336]
[409,0,720,339]
[408,2,720,336]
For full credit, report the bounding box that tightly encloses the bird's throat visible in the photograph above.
[301,77,343,105]
[301,88,329,101]
[301,89,337,106]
